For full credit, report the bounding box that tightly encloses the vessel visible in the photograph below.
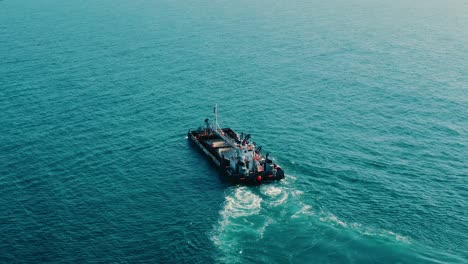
[188,104,285,184]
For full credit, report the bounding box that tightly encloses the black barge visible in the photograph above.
[188,106,284,184]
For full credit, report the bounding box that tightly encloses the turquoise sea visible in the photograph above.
[1,0,467,263]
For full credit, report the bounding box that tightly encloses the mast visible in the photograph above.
[212,104,237,148]
[214,103,221,131]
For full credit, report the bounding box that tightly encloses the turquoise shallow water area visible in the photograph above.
[1,0,467,263]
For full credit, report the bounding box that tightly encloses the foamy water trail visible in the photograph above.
[212,175,411,263]
[211,186,265,263]
[211,176,309,263]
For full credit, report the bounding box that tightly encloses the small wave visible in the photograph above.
[381,230,411,244]
[292,204,314,218]
[319,213,348,228]
[291,189,303,197]
[258,217,274,240]
[319,212,411,244]
[283,174,297,183]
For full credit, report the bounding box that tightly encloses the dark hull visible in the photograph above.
[188,128,284,184]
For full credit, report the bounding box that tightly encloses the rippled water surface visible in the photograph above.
[1,0,467,263]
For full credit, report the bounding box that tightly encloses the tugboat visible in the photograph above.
[188,104,285,184]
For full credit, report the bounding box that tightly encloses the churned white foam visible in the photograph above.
[222,186,262,218]
[211,186,269,263]
[212,187,263,248]
[260,185,289,207]
[269,192,288,207]
[261,185,282,197]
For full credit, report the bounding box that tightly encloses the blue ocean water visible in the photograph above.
[1,0,467,263]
